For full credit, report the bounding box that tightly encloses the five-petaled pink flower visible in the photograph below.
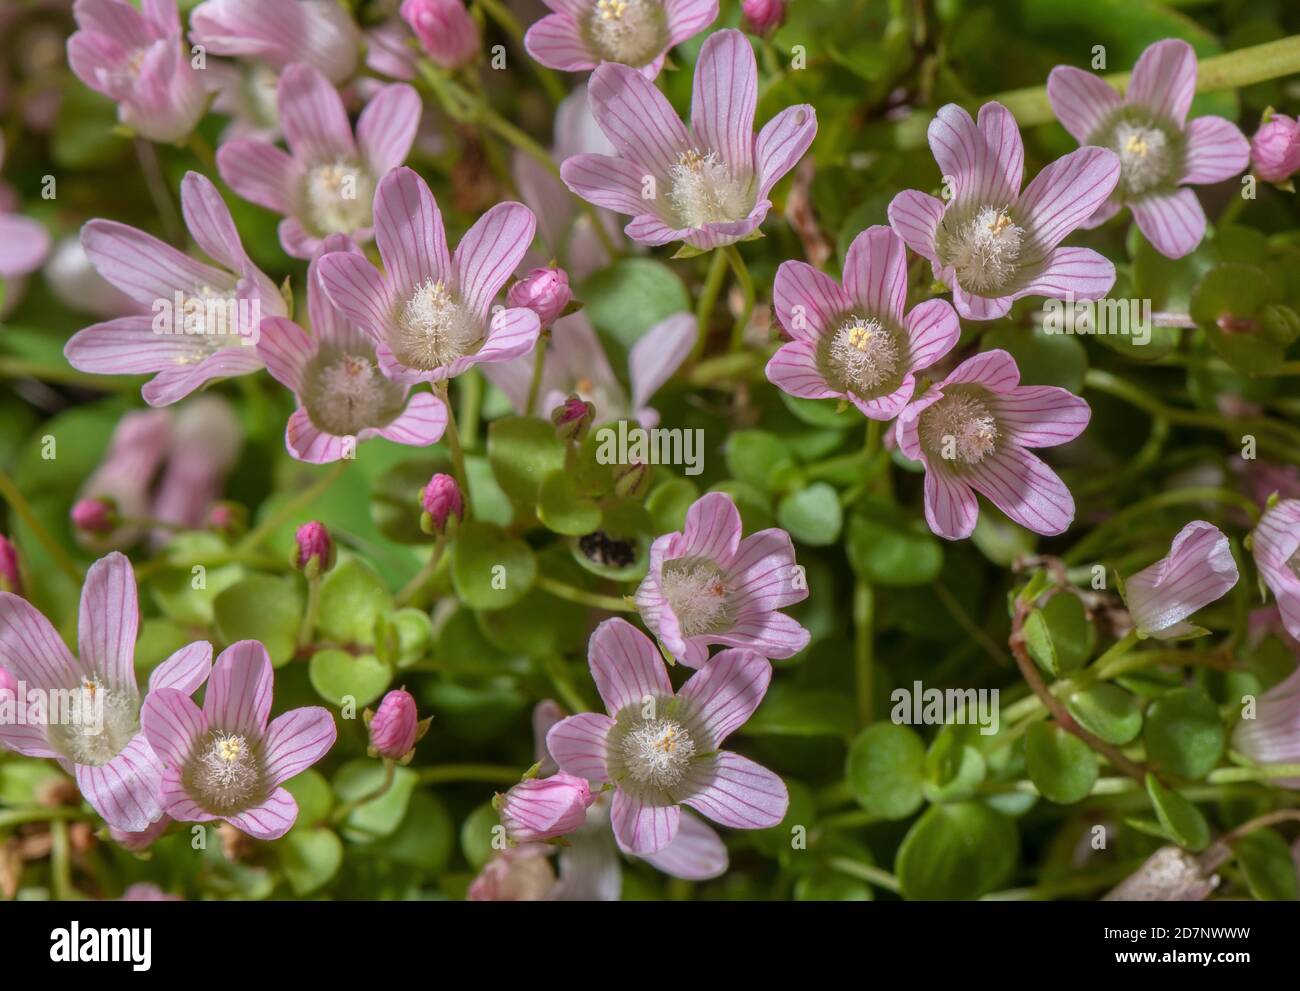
[1123,521,1237,639]
[1047,39,1249,259]
[561,29,816,250]
[189,0,361,84]
[546,618,787,856]
[67,0,207,144]
[0,553,214,833]
[767,226,960,419]
[257,234,447,462]
[525,0,718,79]
[1250,498,1300,644]
[895,349,1090,540]
[888,101,1120,321]
[218,63,420,259]
[64,172,287,406]
[635,491,808,667]
[317,167,540,385]
[142,640,337,840]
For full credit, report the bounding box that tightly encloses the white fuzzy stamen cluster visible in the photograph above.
[303,161,373,235]
[394,279,482,371]
[193,731,261,811]
[306,353,397,436]
[947,206,1025,294]
[921,392,1000,466]
[1112,122,1172,197]
[620,718,696,789]
[176,286,240,359]
[667,149,750,229]
[586,0,667,67]
[48,677,139,768]
[829,317,901,395]
[661,559,731,637]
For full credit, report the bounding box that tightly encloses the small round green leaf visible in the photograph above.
[1146,773,1210,852]
[896,802,1018,900]
[213,575,303,667]
[1144,686,1225,780]
[538,469,602,536]
[308,648,392,707]
[777,482,843,546]
[1025,722,1099,804]
[1067,683,1143,745]
[451,521,537,609]
[846,723,926,820]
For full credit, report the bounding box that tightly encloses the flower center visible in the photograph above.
[585,0,668,67]
[667,149,751,229]
[172,286,250,360]
[660,557,732,637]
[920,390,1000,466]
[1112,121,1172,197]
[303,161,373,236]
[828,316,902,396]
[619,717,696,789]
[942,205,1025,295]
[45,677,140,768]
[190,731,264,814]
[394,279,482,371]
[304,352,402,436]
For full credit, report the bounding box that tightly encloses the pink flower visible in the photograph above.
[1124,521,1238,639]
[1250,498,1300,644]
[218,63,420,259]
[1232,664,1300,788]
[561,29,816,250]
[1047,39,1249,259]
[73,411,171,551]
[317,167,539,385]
[0,535,20,597]
[0,553,214,832]
[420,472,464,535]
[400,0,479,70]
[636,491,809,666]
[146,396,243,547]
[767,226,960,419]
[895,349,1090,540]
[525,0,717,78]
[189,0,361,84]
[484,312,694,428]
[257,236,447,462]
[142,640,337,840]
[294,521,334,576]
[467,844,555,900]
[0,135,50,281]
[547,618,787,855]
[742,0,783,36]
[888,101,1120,320]
[507,267,572,331]
[368,688,422,761]
[1251,113,1300,185]
[44,236,139,319]
[64,172,286,407]
[67,0,206,143]
[500,773,595,843]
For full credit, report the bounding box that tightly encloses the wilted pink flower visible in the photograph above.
[636,491,808,666]
[421,472,464,535]
[525,0,717,78]
[1232,664,1300,788]
[896,349,1090,540]
[888,101,1120,320]
[507,267,572,330]
[258,236,446,462]
[467,844,555,900]
[1047,40,1249,259]
[65,172,286,406]
[547,618,786,855]
[142,640,337,840]
[0,135,50,281]
[500,772,594,843]
[400,0,479,70]
[218,63,420,259]
[1124,521,1238,639]
[368,688,421,760]
[317,167,539,385]
[1250,498,1300,643]
[67,0,206,143]
[562,29,816,250]
[110,815,172,852]
[768,226,960,419]
[0,535,22,597]
[485,312,693,428]
[1251,113,1300,185]
[294,521,334,577]
[1104,846,1217,901]
[742,0,783,35]
[189,0,361,84]
[0,553,214,832]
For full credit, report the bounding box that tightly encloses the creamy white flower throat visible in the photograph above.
[586,0,668,67]
[190,729,265,813]
[303,160,373,235]
[921,390,1001,466]
[395,279,482,371]
[660,557,732,637]
[942,205,1026,294]
[667,148,751,228]
[827,316,903,396]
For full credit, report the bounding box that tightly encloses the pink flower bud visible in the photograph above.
[0,535,21,596]
[742,0,784,36]
[207,502,247,538]
[71,497,117,535]
[294,521,335,577]
[400,0,480,70]
[507,267,572,330]
[467,845,554,900]
[552,394,595,442]
[420,473,464,535]
[369,689,421,760]
[500,773,594,843]
[1251,113,1300,184]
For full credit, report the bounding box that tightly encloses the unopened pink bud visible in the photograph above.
[420,473,464,535]
[1252,114,1300,184]
[71,497,117,535]
[499,773,594,843]
[507,267,572,330]
[369,689,421,760]
[294,521,334,577]
[742,0,784,35]
[552,394,595,442]
[401,0,480,70]
[0,535,21,596]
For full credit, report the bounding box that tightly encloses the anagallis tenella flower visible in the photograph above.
[1123,521,1238,639]
[525,0,718,79]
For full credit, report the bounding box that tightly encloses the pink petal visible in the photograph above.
[0,593,78,693]
[886,189,944,264]
[560,153,653,216]
[374,390,448,446]
[944,347,1020,391]
[904,298,960,371]
[640,810,727,879]
[1127,39,1197,127]
[217,139,298,215]
[588,617,673,715]
[772,259,851,342]
[159,765,217,824]
[952,284,1013,321]
[278,216,322,261]
[727,528,806,610]
[630,312,695,409]
[285,407,351,463]
[708,610,810,660]
[179,171,254,276]
[147,640,213,696]
[996,384,1091,448]
[546,712,615,782]
[357,82,420,177]
[453,201,536,318]
[523,14,595,72]
[677,647,771,746]
[682,750,787,829]
[610,788,679,855]
[843,225,908,322]
[75,734,165,832]
[965,445,1076,536]
[373,166,451,296]
[1126,521,1238,639]
[204,640,274,737]
[1131,187,1206,259]
[849,375,915,421]
[1047,65,1122,144]
[1018,146,1121,256]
[141,687,205,767]
[256,316,314,394]
[664,0,719,46]
[1079,197,1123,230]
[226,787,298,840]
[677,491,743,561]
[277,62,356,162]
[977,101,1025,203]
[81,219,231,306]
[924,465,979,540]
[691,29,757,180]
[1253,499,1300,644]
[262,706,337,787]
[140,345,263,407]
[1182,115,1250,185]
[316,249,396,340]
[1014,245,1116,302]
[754,103,817,199]
[0,214,50,278]
[587,60,690,175]
[64,315,189,374]
[765,340,835,399]
[927,103,1015,207]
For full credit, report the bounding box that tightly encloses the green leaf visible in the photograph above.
[646,478,699,534]
[896,802,1018,900]
[1143,686,1225,780]
[212,575,303,668]
[487,416,566,509]
[282,770,334,827]
[151,534,245,627]
[726,430,796,492]
[451,521,537,609]
[846,496,943,586]
[374,607,434,670]
[1067,683,1143,745]
[376,791,455,872]
[279,827,343,896]
[846,723,926,820]
[982,324,1087,393]
[744,685,855,737]
[779,391,858,429]
[580,258,690,352]
[1025,722,1099,804]
[1021,593,1095,678]
[460,802,502,870]
[794,870,873,901]
[1232,829,1299,901]
[538,469,602,536]
[316,558,392,647]
[777,483,843,546]
[308,648,393,707]
[923,731,987,803]
[334,761,418,841]
[1146,774,1210,852]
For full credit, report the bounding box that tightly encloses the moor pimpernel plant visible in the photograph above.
[2,0,1300,913]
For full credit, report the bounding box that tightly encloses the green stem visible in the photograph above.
[932,579,1010,666]
[724,244,756,352]
[853,580,874,726]
[826,856,901,894]
[692,249,730,363]
[395,536,447,607]
[417,763,521,786]
[438,383,474,519]
[459,372,483,451]
[235,461,347,553]
[541,653,590,715]
[50,818,74,900]
[0,357,137,391]
[535,574,634,612]
[0,469,82,584]
[185,131,217,172]
[1088,630,1142,681]
[525,332,548,415]
[1207,762,1300,784]
[296,573,322,650]
[0,806,90,829]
